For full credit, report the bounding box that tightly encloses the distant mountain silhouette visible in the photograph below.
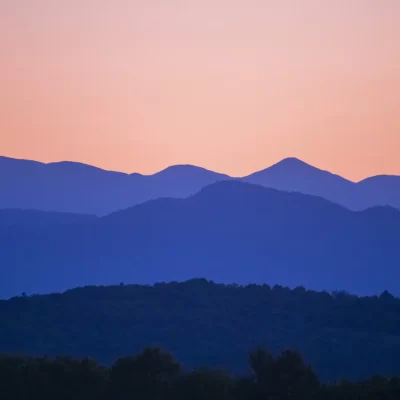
[242,158,400,210]
[241,158,359,208]
[0,156,230,215]
[1,155,399,214]
[1,181,400,299]
[356,175,400,210]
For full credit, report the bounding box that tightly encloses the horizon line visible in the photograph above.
[1,154,398,183]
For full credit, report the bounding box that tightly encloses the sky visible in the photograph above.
[0,1,399,181]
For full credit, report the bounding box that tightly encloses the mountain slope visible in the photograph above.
[0,209,96,232]
[1,155,400,214]
[244,158,400,210]
[356,175,400,209]
[1,181,400,298]
[243,157,359,208]
[0,156,229,215]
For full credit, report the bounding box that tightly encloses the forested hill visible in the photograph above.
[3,181,400,298]
[2,280,400,382]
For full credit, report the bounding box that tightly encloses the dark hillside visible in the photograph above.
[2,280,400,382]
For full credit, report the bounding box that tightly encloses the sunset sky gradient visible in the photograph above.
[1,1,399,181]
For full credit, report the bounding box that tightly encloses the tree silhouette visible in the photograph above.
[1,349,400,399]
[176,369,233,400]
[109,347,180,400]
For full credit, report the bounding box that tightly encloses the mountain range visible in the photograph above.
[1,180,400,299]
[1,155,400,215]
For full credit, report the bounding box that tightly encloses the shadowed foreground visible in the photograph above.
[1,347,400,400]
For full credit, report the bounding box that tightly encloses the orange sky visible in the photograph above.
[0,0,399,181]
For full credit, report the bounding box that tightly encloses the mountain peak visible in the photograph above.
[243,157,320,180]
[154,164,228,179]
[158,164,205,173]
[271,157,315,170]
[279,156,304,163]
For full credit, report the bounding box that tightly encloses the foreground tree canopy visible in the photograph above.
[1,347,400,400]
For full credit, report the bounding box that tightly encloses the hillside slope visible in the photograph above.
[2,281,400,381]
[1,181,400,298]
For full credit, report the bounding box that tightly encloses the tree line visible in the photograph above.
[2,347,400,400]
[2,280,400,381]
